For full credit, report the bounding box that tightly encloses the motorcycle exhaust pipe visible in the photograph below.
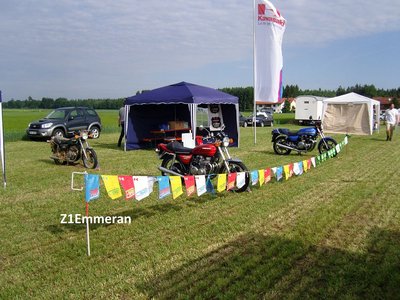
[158,167,184,178]
[276,143,297,151]
[276,143,308,153]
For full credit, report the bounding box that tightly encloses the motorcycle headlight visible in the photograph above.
[42,123,53,129]
[222,136,230,147]
[82,132,89,140]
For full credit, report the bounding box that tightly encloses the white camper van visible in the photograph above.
[295,96,326,124]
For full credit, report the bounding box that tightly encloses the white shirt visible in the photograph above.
[385,108,399,125]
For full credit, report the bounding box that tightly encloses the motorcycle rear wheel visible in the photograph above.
[221,161,249,193]
[53,159,67,165]
[161,156,185,176]
[273,136,292,155]
[82,148,98,169]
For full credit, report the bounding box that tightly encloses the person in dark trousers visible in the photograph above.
[118,106,125,147]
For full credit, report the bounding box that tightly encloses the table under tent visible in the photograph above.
[123,82,240,150]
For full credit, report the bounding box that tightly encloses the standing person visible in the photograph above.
[118,105,125,147]
[385,103,399,141]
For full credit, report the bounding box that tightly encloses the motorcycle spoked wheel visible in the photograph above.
[273,136,292,155]
[221,161,250,193]
[161,156,185,176]
[82,148,99,169]
[318,138,337,154]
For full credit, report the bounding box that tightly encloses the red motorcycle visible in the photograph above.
[156,127,249,192]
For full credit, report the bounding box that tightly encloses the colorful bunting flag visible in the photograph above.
[307,159,312,170]
[264,168,271,183]
[298,161,304,175]
[275,167,283,181]
[195,175,207,197]
[217,174,227,193]
[293,162,300,176]
[302,160,308,172]
[206,175,215,194]
[311,157,316,168]
[227,172,237,191]
[85,174,100,202]
[170,176,183,199]
[335,144,341,154]
[258,169,264,186]
[251,170,259,186]
[283,165,290,180]
[157,176,171,199]
[132,176,152,201]
[101,175,122,200]
[118,175,135,200]
[184,175,196,197]
[237,172,246,189]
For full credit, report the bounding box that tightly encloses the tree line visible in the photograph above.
[4,84,400,111]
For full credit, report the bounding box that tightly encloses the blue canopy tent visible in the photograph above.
[124,82,239,150]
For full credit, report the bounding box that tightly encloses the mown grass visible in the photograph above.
[0,111,399,299]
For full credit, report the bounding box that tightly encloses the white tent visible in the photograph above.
[322,92,380,135]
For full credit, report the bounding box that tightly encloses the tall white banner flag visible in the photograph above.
[254,0,286,103]
[0,90,6,188]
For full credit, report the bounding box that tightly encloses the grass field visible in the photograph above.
[1,110,399,299]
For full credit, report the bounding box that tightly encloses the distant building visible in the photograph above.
[256,98,296,113]
[373,97,392,110]
[256,98,285,113]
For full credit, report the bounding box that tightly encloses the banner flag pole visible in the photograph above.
[85,202,91,256]
[0,90,6,189]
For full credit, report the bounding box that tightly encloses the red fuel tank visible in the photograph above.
[192,144,217,156]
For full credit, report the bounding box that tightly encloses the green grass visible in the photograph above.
[1,111,400,299]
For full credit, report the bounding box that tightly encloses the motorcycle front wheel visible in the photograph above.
[221,161,249,193]
[82,148,98,169]
[273,136,292,155]
[318,138,337,154]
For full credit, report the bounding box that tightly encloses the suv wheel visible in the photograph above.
[90,126,100,139]
[52,128,65,138]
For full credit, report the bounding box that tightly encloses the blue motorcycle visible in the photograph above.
[271,120,337,155]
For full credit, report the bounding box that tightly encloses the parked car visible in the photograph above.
[26,107,102,139]
[243,112,273,127]
[380,111,386,121]
[239,113,247,127]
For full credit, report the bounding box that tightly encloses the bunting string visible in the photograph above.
[80,136,349,202]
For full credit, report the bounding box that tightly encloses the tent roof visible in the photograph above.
[125,81,238,105]
[324,92,380,105]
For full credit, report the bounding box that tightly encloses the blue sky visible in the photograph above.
[1,0,399,101]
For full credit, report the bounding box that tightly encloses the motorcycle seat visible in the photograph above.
[52,136,72,145]
[277,128,299,136]
[166,141,193,154]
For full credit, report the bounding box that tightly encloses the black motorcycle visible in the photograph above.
[271,120,337,155]
[49,130,98,168]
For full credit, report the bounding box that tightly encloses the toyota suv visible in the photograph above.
[26,107,102,139]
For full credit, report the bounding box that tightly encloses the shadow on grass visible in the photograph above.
[45,202,183,234]
[138,229,400,299]
[93,142,157,152]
